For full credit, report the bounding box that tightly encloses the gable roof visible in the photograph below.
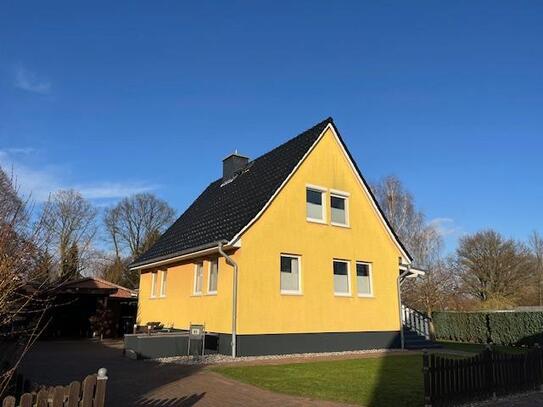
[131,118,412,269]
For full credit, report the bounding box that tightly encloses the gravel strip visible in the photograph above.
[148,348,407,366]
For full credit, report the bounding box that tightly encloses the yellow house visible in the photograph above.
[130,117,422,357]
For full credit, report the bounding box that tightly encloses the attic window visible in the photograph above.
[330,191,349,227]
[306,185,326,223]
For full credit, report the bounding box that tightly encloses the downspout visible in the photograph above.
[218,242,238,358]
[397,268,410,350]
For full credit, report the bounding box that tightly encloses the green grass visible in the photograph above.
[213,355,423,407]
[438,341,529,354]
[213,344,529,406]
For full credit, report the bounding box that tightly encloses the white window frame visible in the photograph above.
[356,261,373,297]
[306,184,327,224]
[280,254,302,295]
[330,189,350,227]
[333,259,352,297]
[159,269,167,297]
[193,262,204,295]
[150,271,158,298]
[207,258,218,295]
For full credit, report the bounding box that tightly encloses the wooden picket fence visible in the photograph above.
[1,368,108,407]
[423,346,543,406]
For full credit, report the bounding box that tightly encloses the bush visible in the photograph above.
[488,312,543,346]
[433,312,488,343]
[433,311,543,346]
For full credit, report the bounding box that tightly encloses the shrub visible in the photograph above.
[433,312,488,343]
[488,312,543,346]
[433,311,543,346]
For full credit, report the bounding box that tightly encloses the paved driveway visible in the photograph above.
[19,340,543,406]
[19,340,350,406]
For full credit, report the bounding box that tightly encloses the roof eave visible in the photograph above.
[129,239,232,271]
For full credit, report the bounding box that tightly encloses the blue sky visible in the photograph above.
[1,1,542,252]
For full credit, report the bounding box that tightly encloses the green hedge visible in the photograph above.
[488,312,543,346]
[433,312,488,343]
[433,311,543,346]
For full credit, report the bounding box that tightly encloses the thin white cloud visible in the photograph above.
[0,149,156,202]
[4,147,36,155]
[0,150,58,201]
[77,183,157,200]
[428,217,462,237]
[13,65,51,94]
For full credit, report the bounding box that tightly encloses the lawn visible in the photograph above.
[214,355,424,407]
[213,343,529,406]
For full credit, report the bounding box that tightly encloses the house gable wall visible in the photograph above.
[236,127,403,335]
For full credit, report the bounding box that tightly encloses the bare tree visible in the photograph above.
[102,193,174,288]
[104,206,121,259]
[372,175,452,315]
[402,258,458,315]
[529,231,543,306]
[372,176,425,250]
[41,189,97,280]
[455,230,532,308]
[0,167,52,395]
[104,193,175,259]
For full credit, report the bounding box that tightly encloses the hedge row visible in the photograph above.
[433,312,488,343]
[433,311,543,346]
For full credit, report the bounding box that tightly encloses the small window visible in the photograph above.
[333,260,351,296]
[306,187,326,222]
[356,262,372,296]
[208,258,219,294]
[280,255,301,294]
[194,262,204,295]
[150,271,158,298]
[159,269,167,297]
[331,193,348,226]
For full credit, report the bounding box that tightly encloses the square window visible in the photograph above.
[306,187,325,222]
[331,194,348,226]
[208,258,219,293]
[194,262,203,295]
[356,262,372,296]
[280,255,301,293]
[333,260,350,295]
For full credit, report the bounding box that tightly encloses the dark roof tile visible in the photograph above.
[131,118,333,267]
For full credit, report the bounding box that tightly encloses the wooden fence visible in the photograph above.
[423,346,543,406]
[2,368,108,407]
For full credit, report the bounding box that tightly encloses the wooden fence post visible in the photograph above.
[423,350,432,407]
[484,344,496,400]
[81,373,97,407]
[94,368,108,407]
[2,395,15,407]
[67,381,81,407]
[535,343,543,392]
